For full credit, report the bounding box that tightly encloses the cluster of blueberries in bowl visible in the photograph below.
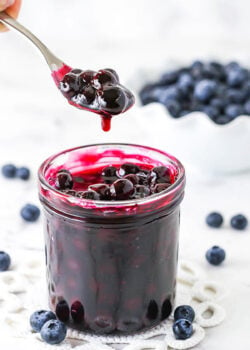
[54,163,175,201]
[139,61,250,124]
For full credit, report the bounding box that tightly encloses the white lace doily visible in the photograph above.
[0,250,227,350]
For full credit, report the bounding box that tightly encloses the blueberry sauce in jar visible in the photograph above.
[39,144,185,334]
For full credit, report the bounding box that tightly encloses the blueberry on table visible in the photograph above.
[40,319,67,345]
[16,167,30,180]
[165,99,181,118]
[214,115,232,125]
[202,106,220,120]
[174,305,195,323]
[55,170,73,191]
[206,212,223,228]
[1,164,17,178]
[160,70,179,85]
[230,214,248,230]
[172,319,193,340]
[206,246,226,266]
[20,204,40,222]
[30,310,56,332]
[0,251,11,272]
[194,79,217,102]
[244,100,250,114]
[227,68,248,87]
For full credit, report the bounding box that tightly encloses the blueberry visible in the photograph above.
[94,69,118,85]
[123,174,139,185]
[56,300,70,322]
[104,68,119,82]
[230,214,248,230]
[244,100,250,114]
[165,99,181,118]
[206,212,223,228]
[88,184,111,200]
[194,79,217,102]
[133,185,150,199]
[76,190,100,200]
[152,183,171,193]
[80,85,96,104]
[1,164,17,178]
[110,179,134,200]
[101,166,118,184]
[190,61,204,80]
[119,163,141,176]
[40,319,67,345]
[177,73,194,95]
[160,70,179,85]
[60,72,82,98]
[174,305,195,322]
[157,86,180,104]
[226,88,246,104]
[173,319,193,340]
[214,115,232,125]
[16,167,30,180]
[227,68,248,87]
[206,246,226,265]
[30,310,56,332]
[100,86,127,114]
[210,98,226,110]
[20,204,40,222]
[55,170,73,191]
[149,166,171,185]
[0,251,11,272]
[225,61,240,71]
[225,104,244,119]
[202,106,220,120]
[79,70,96,84]
[139,84,159,105]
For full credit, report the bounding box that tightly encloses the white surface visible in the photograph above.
[0,0,250,348]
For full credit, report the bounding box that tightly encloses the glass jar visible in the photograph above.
[38,143,185,334]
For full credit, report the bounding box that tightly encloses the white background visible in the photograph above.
[0,0,250,348]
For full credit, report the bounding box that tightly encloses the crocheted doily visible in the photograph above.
[0,250,227,350]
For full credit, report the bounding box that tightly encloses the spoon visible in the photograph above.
[0,11,135,131]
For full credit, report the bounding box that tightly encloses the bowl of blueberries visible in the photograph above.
[137,60,250,174]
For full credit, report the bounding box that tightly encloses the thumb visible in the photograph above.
[0,0,15,11]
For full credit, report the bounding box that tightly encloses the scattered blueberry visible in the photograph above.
[0,251,11,272]
[174,305,195,323]
[244,100,250,114]
[40,319,67,345]
[172,319,193,340]
[230,214,248,230]
[206,212,223,228]
[1,164,17,178]
[30,310,56,332]
[227,68,248,87]
[16,167,30,180]
[20,204,40,222]
[206,246,226,266]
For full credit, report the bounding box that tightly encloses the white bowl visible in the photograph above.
[132,103,250,175]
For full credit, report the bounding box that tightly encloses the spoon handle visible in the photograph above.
[0,11,64,71]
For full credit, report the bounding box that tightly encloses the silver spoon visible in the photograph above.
[0,11,64,71]
[0,11,135,131]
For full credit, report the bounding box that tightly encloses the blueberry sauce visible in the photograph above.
[39,144,185,334]
[52,65,135,132]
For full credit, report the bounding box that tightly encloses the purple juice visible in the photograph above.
[39,144,185,334]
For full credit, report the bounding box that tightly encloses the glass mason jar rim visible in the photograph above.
[38,143,185,215]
